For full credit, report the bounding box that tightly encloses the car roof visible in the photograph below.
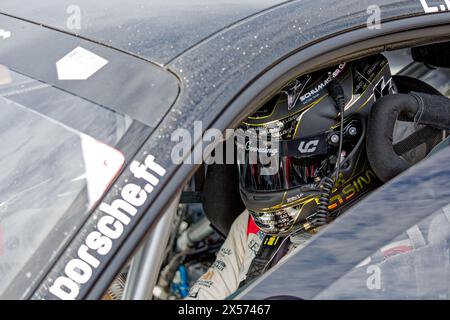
[2,0,441,67]
[0,0,289,65]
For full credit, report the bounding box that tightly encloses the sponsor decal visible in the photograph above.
[238,140,279,155]
[248,239,260,255]
[299,63,346,103]
[263,236,280,246]
[373,77,394,101]
[257,230,266,241]
[286,193,304,204]
[49,154,166,300]
[328,168,378,211]
[196,279,214,289]
[212,260,226,272]
[298,139,319,154]
[420,0,450,13]
[220,248,232,256]
[282,76,312,111]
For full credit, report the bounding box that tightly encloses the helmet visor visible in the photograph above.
[236,132,333,192]
[238,155,332,192]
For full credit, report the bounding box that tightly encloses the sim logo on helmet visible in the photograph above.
[298,140,319,154]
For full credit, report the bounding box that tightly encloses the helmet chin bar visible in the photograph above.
[249,206,302,236]
[239,186,319,212]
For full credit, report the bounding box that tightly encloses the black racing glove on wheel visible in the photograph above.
[367,92,450,182]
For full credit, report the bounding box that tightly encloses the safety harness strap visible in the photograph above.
[238,235,288,288]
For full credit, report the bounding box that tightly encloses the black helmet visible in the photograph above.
[236,54,394,236]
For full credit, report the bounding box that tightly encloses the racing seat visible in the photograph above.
[202,162,245,237]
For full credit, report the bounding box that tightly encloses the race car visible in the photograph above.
[0,0,450,300]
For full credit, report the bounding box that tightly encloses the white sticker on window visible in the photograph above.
[56,46,108,80]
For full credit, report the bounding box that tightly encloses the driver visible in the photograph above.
[187,53,448,300]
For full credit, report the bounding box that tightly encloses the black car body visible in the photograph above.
[0,0,450,299]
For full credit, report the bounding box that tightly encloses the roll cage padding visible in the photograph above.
[203,163,246,237]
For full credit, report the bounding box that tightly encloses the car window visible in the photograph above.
[315,203,450,299]
[0,66,150,298]
[384,49,414,75]
[384,48,450,96]
[417,67,450,97]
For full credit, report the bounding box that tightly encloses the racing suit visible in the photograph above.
[186,210,315,300]
[188,204,450,300]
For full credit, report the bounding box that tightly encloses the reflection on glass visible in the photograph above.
[0,66,131,297]
[316,204,450,299]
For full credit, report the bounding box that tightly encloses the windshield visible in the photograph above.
[0,66,149,298]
